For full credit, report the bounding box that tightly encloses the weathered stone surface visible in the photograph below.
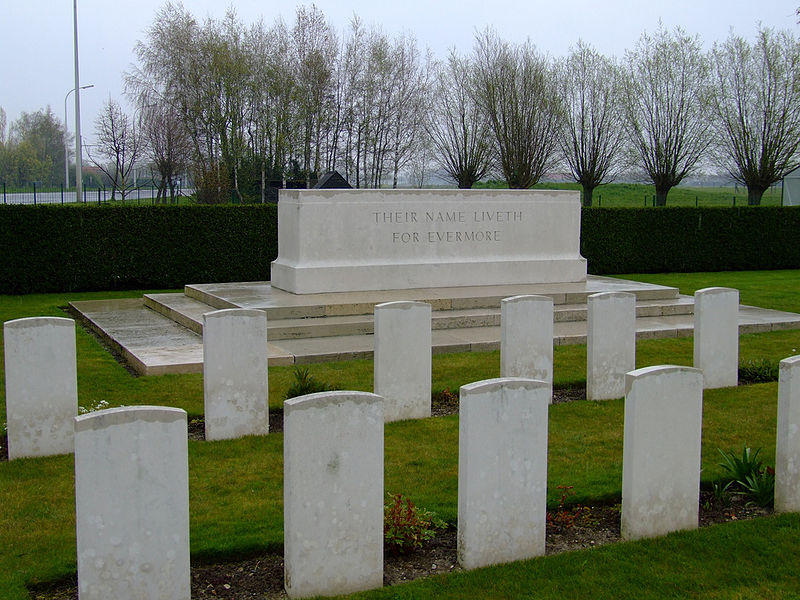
[284,391,383,598]
[203,309,269,440]
[271,189,586,293]
[500,296,553,396]
[776,355,800,512]
[4,317,77,459]
[74,406,190,600]
[458,378,549,570]
[374,301,431,422]
[694,287,739,389]
[587,292,636,400]
[622,366,703,541]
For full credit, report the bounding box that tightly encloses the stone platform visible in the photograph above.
[69,276,800,376]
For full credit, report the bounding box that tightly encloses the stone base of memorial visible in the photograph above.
[271,189,587,294]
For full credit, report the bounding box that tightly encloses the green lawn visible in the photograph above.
[1,270,800,599]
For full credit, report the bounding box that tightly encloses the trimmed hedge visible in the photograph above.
[581,206,800,274]
[0,204,278,294]
[1,204,798,294]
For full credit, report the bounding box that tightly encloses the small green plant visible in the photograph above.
[718,446,764,484]
[384,493,446,555]
[284,367,335,399]
[717,445,775,508]
[738,359,779,384]
[739,467,776,508]
[711,479,734,507]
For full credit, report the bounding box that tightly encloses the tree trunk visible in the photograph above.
[655,187,670,206]
[233,163,243,203]
[747,186,765,206]
[582,184,594,207]
[457,176,475,189]
[260,161,266,204]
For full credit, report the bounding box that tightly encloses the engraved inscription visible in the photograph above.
[375,207,522,244]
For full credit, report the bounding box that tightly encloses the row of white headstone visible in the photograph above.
[43,359,800,598]
[0,286,753,600]
[2,286,738,459]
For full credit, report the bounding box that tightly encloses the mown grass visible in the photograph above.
[1,270,800,599]
[342,514,800,599]
[474,180,784,207]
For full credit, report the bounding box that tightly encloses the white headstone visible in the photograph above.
[776,355,800,512]
[694,287,739,389]
[500,295,553,395]
[374,301,431,422]
[622,365,703,541]
[74,406,190,600]
[203,308,269,441]
[458,378,549,570]
[4,316,77,459]
[587,292,636,400]
[284,391,383,598]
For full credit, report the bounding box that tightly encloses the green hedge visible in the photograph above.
[581,206,800,274]
[0,204,278,294]
[1,204,798,294]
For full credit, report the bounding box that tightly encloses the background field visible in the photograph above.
[475,180,786,207]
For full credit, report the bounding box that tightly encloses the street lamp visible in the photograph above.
[73,0,85,202]
[64,84,93,189]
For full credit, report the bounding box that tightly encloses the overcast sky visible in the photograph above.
[1,1,797,145]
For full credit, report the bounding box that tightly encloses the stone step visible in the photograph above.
[144,291,696,341]
[143,293,209,335]
[69,278,800,376]
[181,277,681,319]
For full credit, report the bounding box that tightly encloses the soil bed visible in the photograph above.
[29,491,771,600]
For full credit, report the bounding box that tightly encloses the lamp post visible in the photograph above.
[73,0,84,202]
[64,84,93,189]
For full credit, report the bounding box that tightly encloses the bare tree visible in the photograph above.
[426,52,492,188]
[473,30,562,189]
[293,5,337,188]
[557,41,626,206]
[140,101,191,203]
[88,99,142,200]
[621,25,711,206]
[709,27,800,205]
[386,34,431,189]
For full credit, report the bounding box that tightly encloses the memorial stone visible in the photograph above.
[4,316,77,459]
[203,308,269,440]
[458,378,549,569]
[271,189,586,293]
[622,366,703,541]
[587,292,636,400]
[694,287,739,389]
[284,391,383,598]
[74,406,190,600]
[374,301,431,422]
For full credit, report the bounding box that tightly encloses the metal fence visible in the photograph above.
[0,183,192,205]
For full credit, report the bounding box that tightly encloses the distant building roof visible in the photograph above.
[313,171,352,189]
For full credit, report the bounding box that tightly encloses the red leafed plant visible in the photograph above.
[547,485,592,531]
[384,493,446,555]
